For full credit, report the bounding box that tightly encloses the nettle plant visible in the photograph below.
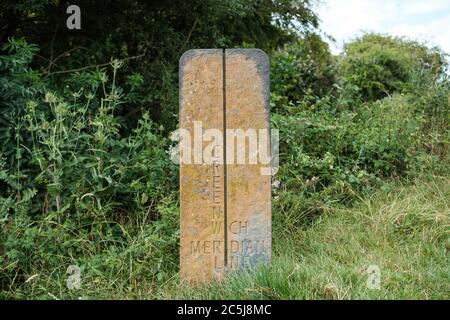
[0,39,174,216]
[37,67,173,215]
[1,40,178,291]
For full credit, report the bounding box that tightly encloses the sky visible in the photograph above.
[315,0,450,54]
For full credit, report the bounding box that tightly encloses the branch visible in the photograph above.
[44,54,145,76]
[181,18,199,51]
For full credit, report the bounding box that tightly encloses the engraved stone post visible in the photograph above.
[179,49,271,284]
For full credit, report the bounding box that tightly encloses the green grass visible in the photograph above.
[156,175,449,300]
[4,175,449,300]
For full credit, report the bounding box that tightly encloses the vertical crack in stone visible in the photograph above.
[222,48,228,269]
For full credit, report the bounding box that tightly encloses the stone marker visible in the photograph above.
[179,49,271,284]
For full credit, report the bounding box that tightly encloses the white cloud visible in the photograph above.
[388,13,450,53]
[402,0,449,15]
[316,0,450,54]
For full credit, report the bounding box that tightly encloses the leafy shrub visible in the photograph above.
[337,33,447,104]
[271,33,336,114]
[0,39,178,295]
[0,38,45,164]
[272,91,442,228]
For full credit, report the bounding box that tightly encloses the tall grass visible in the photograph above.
[158,175,449,300]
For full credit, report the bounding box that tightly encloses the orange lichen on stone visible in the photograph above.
[179,49,271,284]
[180,50,225,284]
[225,50,271,271]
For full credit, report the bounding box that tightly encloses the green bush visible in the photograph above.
[337,33,447,104]
[271,89,447,228]
[271,33,336,114]
[0,38,45,165]
[0,39,178,295]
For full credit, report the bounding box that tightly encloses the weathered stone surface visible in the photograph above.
[225,50,271,271]
[179,49,271,284]
[179,50,225,284]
